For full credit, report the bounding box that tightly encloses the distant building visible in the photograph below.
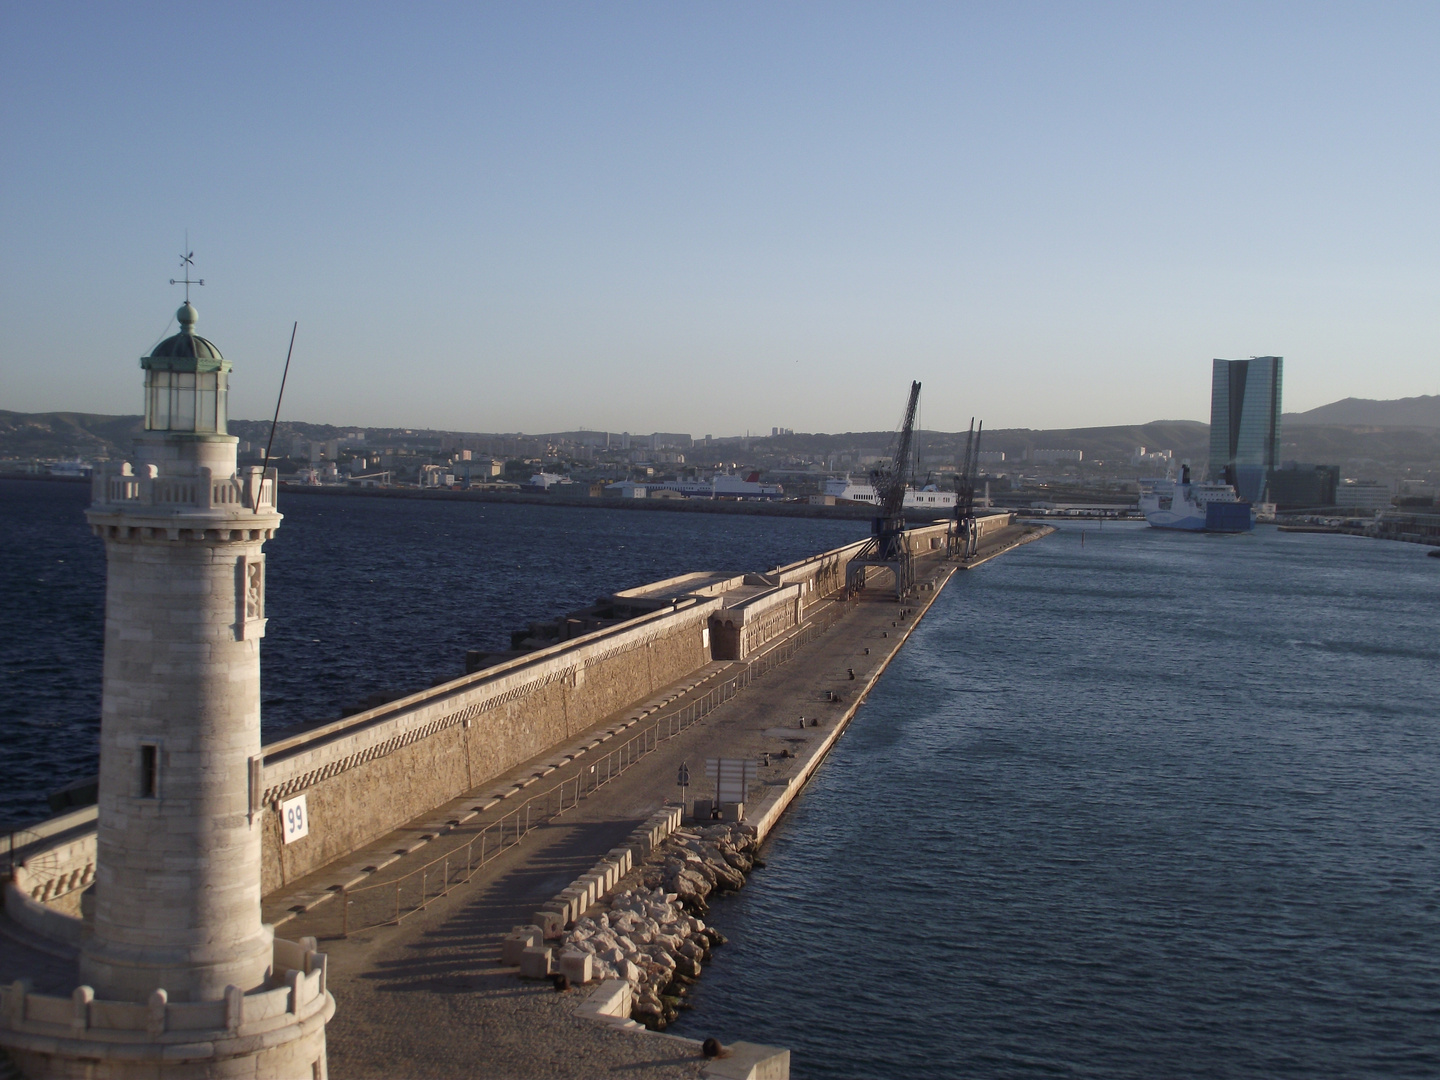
[1210,356,1282,503]
[1335,480,1392,512]
[1268,462,1338,510]
[604,480,648,498]
[1032,449,1083,464]
[976,450,1006,464]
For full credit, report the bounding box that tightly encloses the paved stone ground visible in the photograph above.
[276,530,1047,1079]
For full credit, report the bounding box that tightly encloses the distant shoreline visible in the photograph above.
[0,471,958,524]
[278,482,956,523]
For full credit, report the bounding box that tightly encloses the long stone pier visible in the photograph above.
[3,513,1049,1079]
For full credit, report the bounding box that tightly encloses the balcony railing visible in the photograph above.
[92,465,277,514]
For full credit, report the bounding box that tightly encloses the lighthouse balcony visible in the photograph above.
[89,464,278,518]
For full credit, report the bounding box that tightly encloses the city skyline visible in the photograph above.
[2,5,1438,435]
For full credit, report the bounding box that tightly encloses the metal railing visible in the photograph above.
[335,595,858,935]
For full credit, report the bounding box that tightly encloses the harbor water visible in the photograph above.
[671,521,1439,1078]
[0,479,863,825]
[3,482,1436,1077]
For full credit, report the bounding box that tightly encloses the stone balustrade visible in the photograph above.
[90,463,277,516]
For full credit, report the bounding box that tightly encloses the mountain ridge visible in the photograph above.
[1284,394,1440,429]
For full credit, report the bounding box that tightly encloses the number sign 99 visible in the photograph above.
[280,794,310,844]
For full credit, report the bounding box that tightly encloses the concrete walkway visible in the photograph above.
[273,527,1047,1078]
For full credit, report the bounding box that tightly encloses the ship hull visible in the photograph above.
[1139,477,1254,533]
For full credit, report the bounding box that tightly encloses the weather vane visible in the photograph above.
[169,232,205,302]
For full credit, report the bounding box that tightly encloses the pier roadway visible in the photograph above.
[271,526,1044,1079]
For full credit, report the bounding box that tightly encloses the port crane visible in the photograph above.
[846,380,921,600]
[949,418,983,559]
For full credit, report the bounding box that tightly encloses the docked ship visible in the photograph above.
[1138,465,1253,532]
[824,476,957,510]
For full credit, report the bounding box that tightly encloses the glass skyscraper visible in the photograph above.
[1209,356,1282,504]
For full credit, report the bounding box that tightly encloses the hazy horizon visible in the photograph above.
[3,4,1438,434]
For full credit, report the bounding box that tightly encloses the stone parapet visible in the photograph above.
[0,938,332,1079]
[89,463,277,520]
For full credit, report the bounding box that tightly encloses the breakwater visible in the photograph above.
[7,511,1023,915]
[491,521,1048,1039]
[0,481,874,825]
[666,522,1440,1079]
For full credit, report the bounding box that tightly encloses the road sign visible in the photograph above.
[705,758,756,804]
[677,763,691,787]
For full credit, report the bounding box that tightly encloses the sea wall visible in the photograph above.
[257,596,722,891]
[8,518,1016,905]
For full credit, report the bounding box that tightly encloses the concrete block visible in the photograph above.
[692,798,714,822]
[561,886,588,919]
[607,848,633,875]
[502,926,544,965]
[701,1041,791,1080]
[578,876,601,906]
[532,909,566,937]
[574,978,634,1026]
[719,801,745,823]
[559,948,593,985]
[519,946,553,979]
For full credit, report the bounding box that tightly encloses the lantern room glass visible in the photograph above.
[145,370,228,434]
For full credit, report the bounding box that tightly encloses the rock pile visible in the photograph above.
[559,822,758,1028]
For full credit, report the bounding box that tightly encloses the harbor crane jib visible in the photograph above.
[846,380,922,600]
[949,417,983,558]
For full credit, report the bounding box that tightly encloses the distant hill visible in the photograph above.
[0,410,143,460]
[2,405,1436,480]
[1285,395,1440,429]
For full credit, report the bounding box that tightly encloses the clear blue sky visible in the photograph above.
[2,2,1437,435]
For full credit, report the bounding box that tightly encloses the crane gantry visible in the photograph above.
[846,380,922,600]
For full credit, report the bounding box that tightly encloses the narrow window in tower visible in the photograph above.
[140,743,160,798]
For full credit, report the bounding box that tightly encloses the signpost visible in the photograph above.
[705,758,756,805]
[677,761,691,808]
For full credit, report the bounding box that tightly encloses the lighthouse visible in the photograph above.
[0,297,333,1078]
[81,300,281,1001]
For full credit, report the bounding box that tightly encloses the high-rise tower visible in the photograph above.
[1209,356,1282,504]
[0,300,333,1079]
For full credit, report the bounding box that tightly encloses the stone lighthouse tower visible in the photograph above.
[0,300,333,1078]
[81,300,281,1001]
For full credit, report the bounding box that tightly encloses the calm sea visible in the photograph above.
[670,521,1440,1078]
[5,483,1436,1076]
[0,479,863,826]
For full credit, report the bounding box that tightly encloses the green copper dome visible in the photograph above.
[142,303,229,372]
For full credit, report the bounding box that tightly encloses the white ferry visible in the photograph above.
[1138,465,1253,532]
[824,476,957,510]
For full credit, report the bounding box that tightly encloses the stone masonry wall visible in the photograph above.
[257,598,720,892]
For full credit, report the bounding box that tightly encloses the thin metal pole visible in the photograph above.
[256,322,297,513]
[422,867,428,910]
[395,880,400,924]
[342,886,349,938]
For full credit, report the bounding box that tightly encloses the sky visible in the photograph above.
[2,2,1438,436]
